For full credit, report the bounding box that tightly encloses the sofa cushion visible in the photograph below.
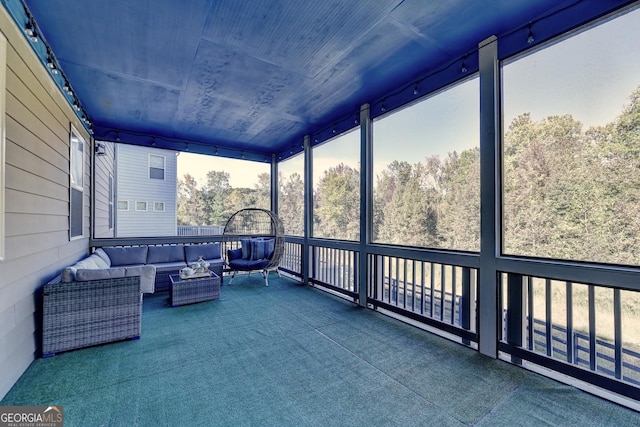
[93,248,112,267]
[147,245,185,264]
[153,261,188,272]
[185,243,221,263]
[103,246,148,266]
[61,253,110,282]
[125,265,156,293]
[76,267,126,281]
[229,258,270,270]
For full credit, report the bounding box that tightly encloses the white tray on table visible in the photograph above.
[179,270,212,280]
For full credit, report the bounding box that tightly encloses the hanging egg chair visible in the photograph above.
[222,208,285,286]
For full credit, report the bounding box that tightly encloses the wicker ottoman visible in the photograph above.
[169,272,220,307]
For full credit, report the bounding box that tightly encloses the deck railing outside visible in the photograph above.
[279,237,640,403]
[90,235,640,404]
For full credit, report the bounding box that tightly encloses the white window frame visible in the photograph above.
[69,124,85,240]
[118,200,129,211]
[0,34,5,260]
[149,154,166,180]
[153,201,165,212]
[135,201,148,211]
[108,174,114,230]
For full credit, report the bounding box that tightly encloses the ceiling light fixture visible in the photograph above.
[63,80,73,96]
[95,142,106,156]
[24,20,34,38]
[116,132,121,142]
[46,55,58,74]
[413,83,419,95]
[461,56,467,73]
[527,22,535,44]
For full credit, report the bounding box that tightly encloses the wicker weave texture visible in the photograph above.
[169,273,220,306]
[222,208,285,271]
[42,276,142,356]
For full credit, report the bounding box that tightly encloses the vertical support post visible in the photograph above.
[461,267,471,345]
[478,35,500,358]
[566,281,574,363]
[358,104,372,307]
[303,135,312,285]
[506,273,523,364]
[588,284,596,371]
[270,153,278,214]
[614,288,622,379]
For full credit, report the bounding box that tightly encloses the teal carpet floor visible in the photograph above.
[2,275,638,426]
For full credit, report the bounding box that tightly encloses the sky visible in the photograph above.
[179,6,640,189]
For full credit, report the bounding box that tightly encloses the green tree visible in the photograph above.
[203,170,232,226]
[438,149,480,251]
[253,172,271,210]
[314,163,360,240]
[279,171,304,236]
[177,173,207,225]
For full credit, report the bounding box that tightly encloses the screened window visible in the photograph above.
[118,200,129,210]
[135,201,148,211]
[312,129,360,241]
[176,153,270,233]
[278,153,304,236]
[69,126,84,239]
[154,201,165,212]
[149,154,165,180]
[372,78,480,250]
[501,7,640,266]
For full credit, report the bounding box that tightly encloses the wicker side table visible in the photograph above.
[169,271,220,307]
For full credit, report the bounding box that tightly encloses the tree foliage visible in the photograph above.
[177,85,640,266]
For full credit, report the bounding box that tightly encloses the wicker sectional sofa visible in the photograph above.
[42,243,224,356]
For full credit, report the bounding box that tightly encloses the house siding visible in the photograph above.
[115,144,177,237]
[0,8,91,399]
[93,140,115,238]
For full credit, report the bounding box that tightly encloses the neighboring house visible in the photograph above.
[114,144,177,237]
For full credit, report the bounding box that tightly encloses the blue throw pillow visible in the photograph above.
[263,239,275,259]
[240,239,252,259]
[251,239,266,260]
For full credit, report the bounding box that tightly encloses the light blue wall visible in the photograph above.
[115,144,177,237]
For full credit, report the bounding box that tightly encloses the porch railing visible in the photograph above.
[90,235,640,403]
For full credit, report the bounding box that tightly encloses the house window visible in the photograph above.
[117,200,129,210]
[154,201,165,212]
[0,34,5,260]
[149,154,165,180]
[108,175,114,229]
[69,125,84,239]
[135,201,148,211]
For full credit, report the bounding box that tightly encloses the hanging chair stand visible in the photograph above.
[221,208,285,286]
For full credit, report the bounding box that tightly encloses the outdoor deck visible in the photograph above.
[2,275,637,426]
